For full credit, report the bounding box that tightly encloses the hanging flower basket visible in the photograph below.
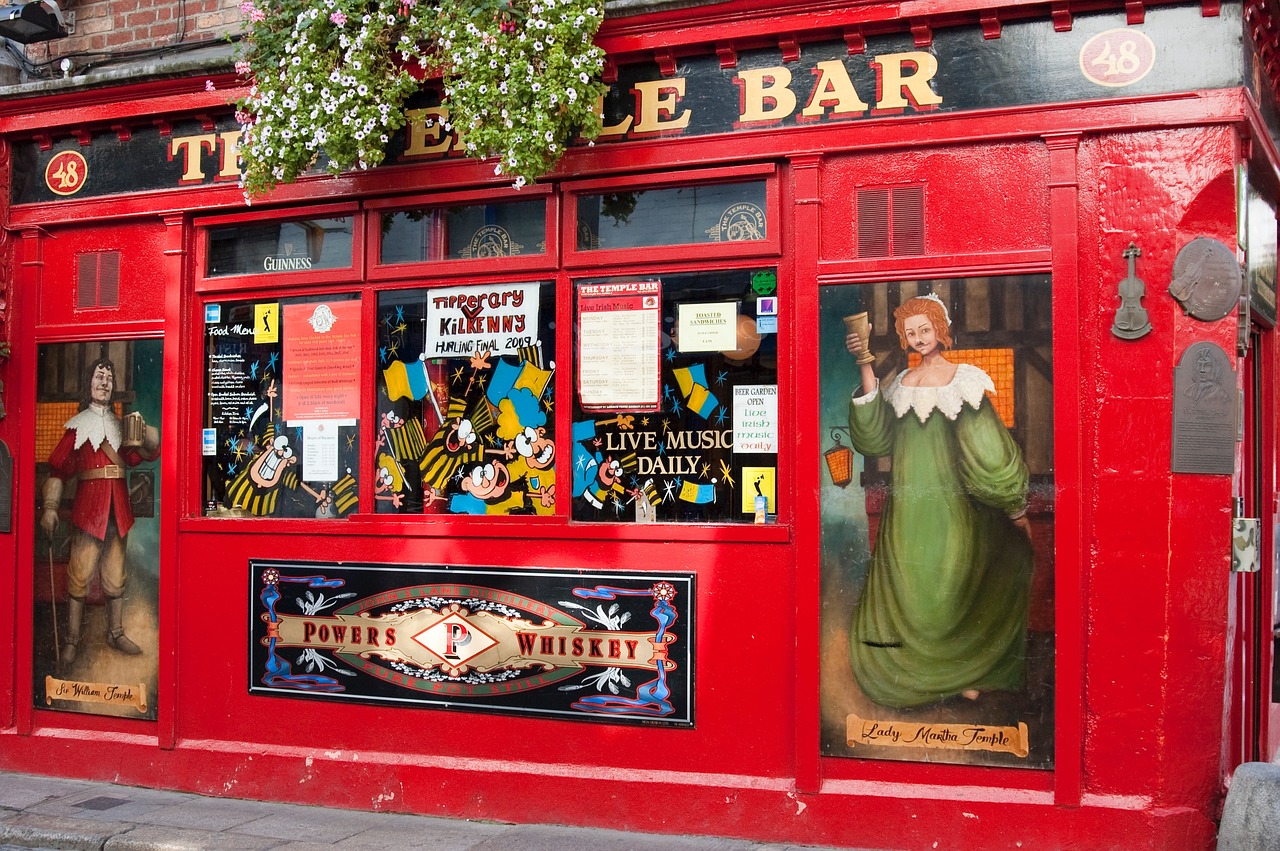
[234,0,607,198]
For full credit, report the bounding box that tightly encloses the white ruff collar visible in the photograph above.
[65,404,122,452]
[873,363,995,423]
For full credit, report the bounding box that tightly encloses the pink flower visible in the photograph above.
[235,60,252,76]
[205,79,216,92]
[239,0,256,15]
[329,11,347,25]
[250,8,265,21]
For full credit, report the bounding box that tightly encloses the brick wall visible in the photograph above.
[25,0,243,59]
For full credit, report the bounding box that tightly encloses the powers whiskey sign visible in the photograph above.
[250,560,694,725]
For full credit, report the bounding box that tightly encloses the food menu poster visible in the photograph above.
[577,280,662,411]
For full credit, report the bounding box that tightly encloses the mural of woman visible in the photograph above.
[844,294,1033,708]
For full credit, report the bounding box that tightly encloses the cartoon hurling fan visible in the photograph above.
[493,379,556,513]
[374,452,406,508]
[509,425,556,513]
[379,410,427,471]
[419,394,503,491]
[571,414,638,510]
[329,470,359,515]
[448,459,525,515]
[584,454,632,509]
[225,424,330,516]
[225,425,300,515]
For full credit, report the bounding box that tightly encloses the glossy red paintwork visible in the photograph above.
[0,2,1275,849]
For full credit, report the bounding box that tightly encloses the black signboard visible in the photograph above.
[594,2,1241,143]
[249,560,695,726]
[11,2,1245,206]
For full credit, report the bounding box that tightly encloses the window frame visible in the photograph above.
[194,202,363,294]
[184,167,790,540]
[562,164,781,269]
[365,185,559,282]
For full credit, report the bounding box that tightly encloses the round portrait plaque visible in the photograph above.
[1168,237,1242,322]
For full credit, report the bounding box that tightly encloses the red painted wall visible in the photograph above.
[1075,127,1238,814]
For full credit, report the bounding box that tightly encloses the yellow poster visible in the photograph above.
[740,466,775,514]
[254,302,279,344]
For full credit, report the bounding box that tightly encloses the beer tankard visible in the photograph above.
[122,411,147,448]
[843,312,876,365]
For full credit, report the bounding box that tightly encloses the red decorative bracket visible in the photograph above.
[602,56,618,85]
[112,124,131,142]
[715,43,737,69]
[844,27,866,55]
[1126,0,1145,24]
[981,10,1002,39]
[153,119,173,137]
[911,21,933,48]
[1052,1,1073,31]
[33,132,51,151]
[195,113,215,132]
[779,34,800,63]
[655,47,677,77]
[1202,0,1221,16]
[72,128,91,146]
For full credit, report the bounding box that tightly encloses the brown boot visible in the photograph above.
[105,595,141,655]
[60,596,84,667]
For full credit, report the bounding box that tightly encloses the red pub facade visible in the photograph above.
[0,0,1278,848]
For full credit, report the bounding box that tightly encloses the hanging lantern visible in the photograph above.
[823,429,854,488]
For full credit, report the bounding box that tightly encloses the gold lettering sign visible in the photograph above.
[45,676,148,714]
[846,713,1029,758]
[269,603,672,679]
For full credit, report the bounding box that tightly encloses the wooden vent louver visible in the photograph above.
[857,185,925,257]
[77,251,120,309]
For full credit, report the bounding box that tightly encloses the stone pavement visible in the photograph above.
[0,771,852,851]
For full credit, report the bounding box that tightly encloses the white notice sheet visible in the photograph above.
[577,281,662,411]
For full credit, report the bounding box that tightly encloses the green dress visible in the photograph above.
[848,364,1033,708]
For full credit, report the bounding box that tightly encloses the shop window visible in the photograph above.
[33,338,163,719]
[205,216,355,277]
[856,185,924,257]
[576,181,768,250]
[374,281,556,516]
[201,294,362,518]
[76,251,120,309]
[817,275,1055,770]
[571,268,779,523]
[380,199,547,264]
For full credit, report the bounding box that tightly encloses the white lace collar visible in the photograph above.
[65,404,122,452]
[872,363,995,423]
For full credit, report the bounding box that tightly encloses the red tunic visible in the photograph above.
[47,430,157,541]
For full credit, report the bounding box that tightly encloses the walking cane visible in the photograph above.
[48,548,60,677]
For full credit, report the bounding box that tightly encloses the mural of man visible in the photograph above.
[39,357,159,667]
